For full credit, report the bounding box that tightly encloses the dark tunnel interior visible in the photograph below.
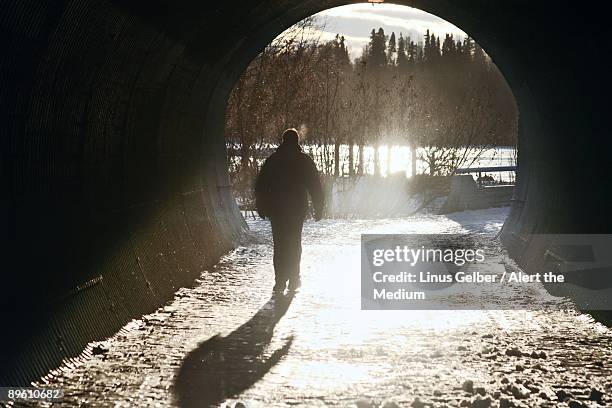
[2,0,612,385]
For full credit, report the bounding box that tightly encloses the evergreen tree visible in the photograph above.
[456,40,463,58]
[463,36,475,63]
[442,34,456,57]
[388,32,397,65]
[396,33,410,72]
[367,27,388,73]
[335,35,351,68]
[424,30,442,66]
[424,29,431,61]
[408,39,417,63]
[415,41,424,63]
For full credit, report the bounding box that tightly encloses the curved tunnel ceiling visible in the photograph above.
[1,0,611,385]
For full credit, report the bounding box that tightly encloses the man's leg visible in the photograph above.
[271,216,289,292]
[287,217,304,291]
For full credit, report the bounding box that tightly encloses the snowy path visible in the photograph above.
[32,208,611,407]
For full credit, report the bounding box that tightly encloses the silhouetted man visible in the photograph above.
[255,128,324,293]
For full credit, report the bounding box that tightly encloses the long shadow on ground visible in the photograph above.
[174,293,294,407]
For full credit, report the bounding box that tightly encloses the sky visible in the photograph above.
[311,3,467,60]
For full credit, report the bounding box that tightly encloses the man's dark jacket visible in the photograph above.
[255,143,324,219]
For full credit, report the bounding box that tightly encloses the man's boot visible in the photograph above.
[288,276,301,292]
[273,279,287,294]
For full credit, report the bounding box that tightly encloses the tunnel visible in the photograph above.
[2,0,611,386]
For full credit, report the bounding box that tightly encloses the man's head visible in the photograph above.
[281,128,299,146]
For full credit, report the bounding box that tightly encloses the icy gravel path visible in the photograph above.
[30,207,611,407]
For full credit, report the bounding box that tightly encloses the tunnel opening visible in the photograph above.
[223,3,518,221]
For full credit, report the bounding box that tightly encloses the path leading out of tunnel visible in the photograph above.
[33,207,611,407]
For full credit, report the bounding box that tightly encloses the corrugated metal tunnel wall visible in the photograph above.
[2,0,611,385]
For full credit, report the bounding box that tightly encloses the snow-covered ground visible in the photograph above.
[31,207,611,407]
